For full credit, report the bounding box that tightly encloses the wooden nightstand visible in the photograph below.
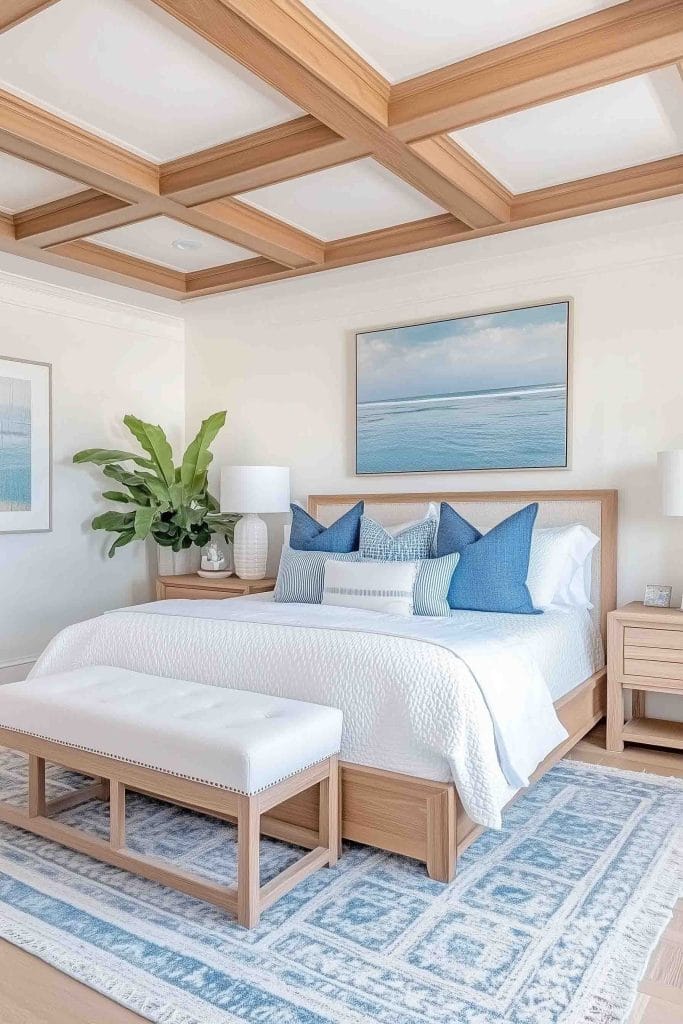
[156,574,276,601]
[607,602,683,753]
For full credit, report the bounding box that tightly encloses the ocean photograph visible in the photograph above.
[356,302,569,474]
[0,375,31,511]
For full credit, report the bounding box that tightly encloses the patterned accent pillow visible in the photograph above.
[413,552,460,616]
[360,514,437,561]
[274,548,361,603]
[322,559,418,616]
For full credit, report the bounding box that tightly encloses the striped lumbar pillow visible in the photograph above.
[322,559,418,616]
[274,547,459,616]
[413,552,460,616]
[274,548,361,604]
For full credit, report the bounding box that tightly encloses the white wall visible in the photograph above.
[0,270,185,682]
[185,197,683,716]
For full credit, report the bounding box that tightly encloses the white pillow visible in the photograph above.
[385,502,439,537]
[526,525,599,609]
[322,559,418,616]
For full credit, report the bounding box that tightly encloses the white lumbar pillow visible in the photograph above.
[322,559,418,616]
[526,524,599,609]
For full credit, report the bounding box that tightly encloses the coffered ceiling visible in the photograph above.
[0,0,681,300]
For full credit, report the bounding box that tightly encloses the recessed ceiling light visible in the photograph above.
[171,238,202,252]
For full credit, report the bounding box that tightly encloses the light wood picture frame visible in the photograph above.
[0,356,52,533]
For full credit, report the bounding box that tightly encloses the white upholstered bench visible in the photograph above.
[0,666,343,927]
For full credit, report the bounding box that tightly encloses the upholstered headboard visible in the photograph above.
[308,490,618,642]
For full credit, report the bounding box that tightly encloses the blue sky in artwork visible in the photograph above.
[357,302,569,403]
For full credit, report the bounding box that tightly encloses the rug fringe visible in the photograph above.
[568,831,683,1024]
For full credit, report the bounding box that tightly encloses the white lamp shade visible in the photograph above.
[658,450,683,516]
[220,465,290,514]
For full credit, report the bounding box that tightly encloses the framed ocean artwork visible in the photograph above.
[0,356,51,533]
[356,299,570,475]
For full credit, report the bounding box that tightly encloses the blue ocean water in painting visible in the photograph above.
[357,382,567,474]
[0,376,31,510]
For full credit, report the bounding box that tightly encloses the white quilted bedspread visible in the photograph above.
[30,597,602,828]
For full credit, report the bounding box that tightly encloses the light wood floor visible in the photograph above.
[0,726,680,1024]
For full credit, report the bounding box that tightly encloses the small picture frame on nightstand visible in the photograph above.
[643,584,672,608]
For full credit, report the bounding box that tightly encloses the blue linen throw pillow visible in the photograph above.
[289,501,364,552]
[436,502,540,614]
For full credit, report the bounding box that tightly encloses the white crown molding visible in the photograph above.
[0,267,184,341]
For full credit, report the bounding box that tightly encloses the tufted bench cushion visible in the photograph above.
[0,666,343,795]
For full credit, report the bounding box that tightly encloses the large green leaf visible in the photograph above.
[123,415,175,487]
[92,510,135,532]
[134,506,157,540]
[102,465,152,505]
[73,448,154,469]
[108,529,135,558]
[180,411,226,498]
[102,490,133,504]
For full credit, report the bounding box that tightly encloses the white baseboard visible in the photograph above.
[0,657,37,685]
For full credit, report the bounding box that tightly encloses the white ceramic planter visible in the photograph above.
[157,545,202,576]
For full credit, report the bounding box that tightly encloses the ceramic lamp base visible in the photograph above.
[233,513,268,579]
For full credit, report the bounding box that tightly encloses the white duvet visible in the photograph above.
[30,596,602,828]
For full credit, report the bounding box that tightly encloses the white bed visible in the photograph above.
[29,488,618,880]
[31,593,603,830]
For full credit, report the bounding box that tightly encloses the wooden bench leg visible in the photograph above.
[28,755,46,818]
[237,795,260,928]
[110,780,126,850]
[319,756,339,866]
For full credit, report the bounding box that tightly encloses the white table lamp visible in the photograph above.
[220,466,290,580]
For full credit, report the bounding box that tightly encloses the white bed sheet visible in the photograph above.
[30,596,603,829]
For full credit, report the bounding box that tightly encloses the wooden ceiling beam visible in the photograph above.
[512,153,683,222]
[149,0,510,227]
[13,190,137,245]
[0,1,61,33]
[407,137,511,226]
[0,89,327,266]
[184,154,683,297]
[160,116,365,203]
[188,197,324,267]
[47,240,187,295]
[0,211,14,239]
[0,89,159,200]
[391,0,683,140]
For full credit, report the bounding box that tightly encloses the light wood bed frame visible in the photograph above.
[1,489,616,888]
[265,489,618,883]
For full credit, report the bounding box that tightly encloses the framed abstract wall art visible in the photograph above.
[0,356,51,533]
[356,299,570,475]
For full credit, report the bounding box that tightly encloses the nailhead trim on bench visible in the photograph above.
[0,722,339,796]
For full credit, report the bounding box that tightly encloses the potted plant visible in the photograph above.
[74,410,238,574]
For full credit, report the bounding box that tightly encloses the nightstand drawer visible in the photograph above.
[623,657,683,683]
[624,626,683,651]
[161,586,228,600]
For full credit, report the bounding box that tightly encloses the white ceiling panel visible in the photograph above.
[238,159,444,239]
[453,69,683,193]
[0,152,83,213]
[0,0,303,162]
[88,217,255,272]
[301,0,622,82]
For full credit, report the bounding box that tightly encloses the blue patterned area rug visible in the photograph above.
[0,753,681,1024]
